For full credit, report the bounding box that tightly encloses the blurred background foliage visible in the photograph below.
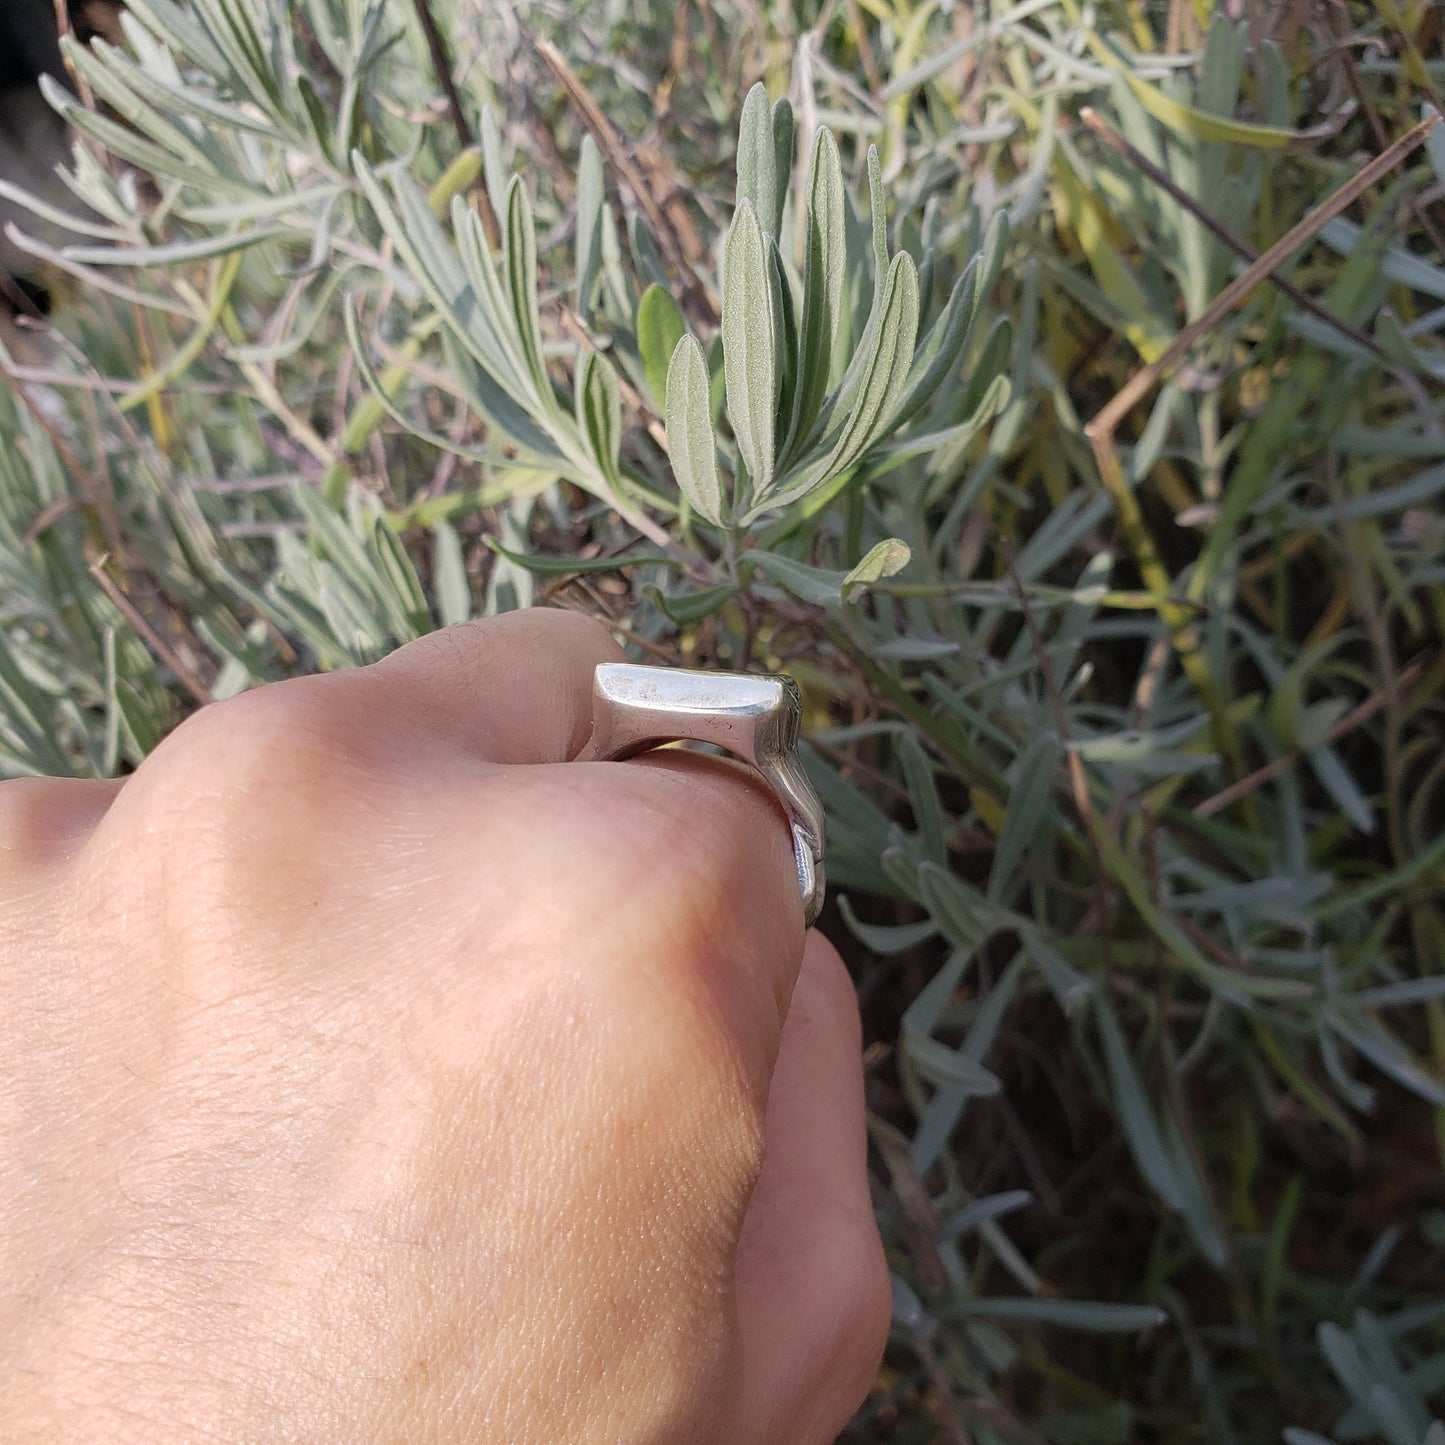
[1,0,1444,1439]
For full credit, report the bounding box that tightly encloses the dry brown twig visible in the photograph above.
[51,0,96,110]
[409,0,476,149]
[1193,657,1426,820]
[1086,111,1442,459]
[89,553,212,706]
[1079,107,1392,364]
[533,36,720,326]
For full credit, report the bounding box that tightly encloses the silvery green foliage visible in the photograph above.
[1284,1311,1445,1445]
[348,74,1007,549]
[665,88,1007,531]
[4,7,1445,1438]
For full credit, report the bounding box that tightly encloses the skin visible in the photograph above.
[0,609,891,1444]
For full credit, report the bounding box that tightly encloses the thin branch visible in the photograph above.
[1001,541,1118,976]
[1086,111,1441,448]
[1079,107,1390,364]
[89,554,212,707]
[409,0,476,149]
[1193,657,1425,820]
[1081,111,1441,798]
[52,0,97,110]
[534,36,719,326]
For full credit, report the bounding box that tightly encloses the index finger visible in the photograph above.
[364,608,626,764]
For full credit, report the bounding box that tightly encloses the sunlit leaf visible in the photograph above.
[574,132,604,316]
[843,537,911,600]
[637,283,687,406]
[722,199,779,499]
[664,334,725,527]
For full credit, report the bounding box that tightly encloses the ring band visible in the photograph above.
[581,663,827,926]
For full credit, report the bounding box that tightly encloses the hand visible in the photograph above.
[0,610,889,1444]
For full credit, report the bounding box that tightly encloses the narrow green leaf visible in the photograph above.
[1093,825,1309,1000]
[887,257,979,429]
[627,210,669,291]
[484,540,682,575]
[64,36,232,169]
[754,250,920,518]
[904,1032,1002,1094]
[445,326,561,459]
[63,227,290,267]
[575,133,604,315]
[988,731,1059,901]
[366,512,429,638]
[575,351,622,485]
[1164,1115,1228,1269]
[751,251,919,523]
[42,78,248,191]
[123,0,228,74]
[769,236,797,432]
[432,519,471,627]
[1328,1013,1445,1107]
[343,303,556,469]
[296,74,333,163]
[843,538,911,600]
[1020,927,1094,1014]
[785,127,846,461]
[916,862,998,953]
[638,283,688,405]
[664,334,725,527]
[451,196,533,398]
[504,175,551,406]
[770,96,794,238]
[958,315,1014,419]
[898,730,947,866]
[645,582,739,626]
[867,375,1010,479]
[1350,976,1445,1008]
[866,145,888,303]
[1094,994,1186,1211]
[736,82,779,237]
[943,1297,1166,1333]
[479,105,508,223]
[837,895,939,955]
[1321,217,1445,300]
[1330,464,1445,519]
[748,549,845,606]
[846,250,922,457]
[722,200,779,497]
[355,158,542,424]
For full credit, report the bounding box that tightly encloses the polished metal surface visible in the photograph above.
[582,663,827,926]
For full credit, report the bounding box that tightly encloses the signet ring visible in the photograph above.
[580,663,827,927]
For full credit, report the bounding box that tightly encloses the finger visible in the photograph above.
[600,746,810,1048]
[362,608,625,764]
[0,776,126,870]
[359,610,811,1034]
[730,933,890,1444]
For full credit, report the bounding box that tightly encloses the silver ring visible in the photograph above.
[581,663,827,926]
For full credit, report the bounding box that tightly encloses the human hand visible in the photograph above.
[0,610,889,1443]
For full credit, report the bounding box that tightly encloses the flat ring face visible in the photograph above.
[583,663,827,926]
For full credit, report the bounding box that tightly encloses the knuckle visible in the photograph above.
[126,677,370,830]
[85,679,382,960]
[488,605,621,656]
[559,765,745,959]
